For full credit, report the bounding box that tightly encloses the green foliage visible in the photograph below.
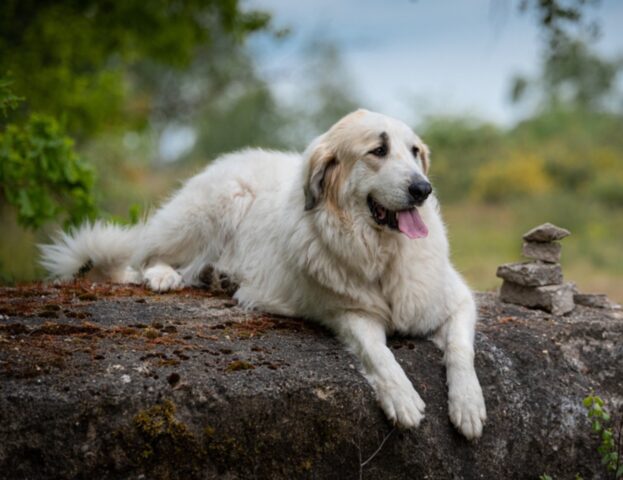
[419,117,505,202]
[512,39,623,111]
[446,39,623,206]
[424,106,623,206]
[188,40,359,161]
[0,110,96,229]
[127,204,142,225]
[588,172,623,207]
[540,395,623,480]
[1,78,96,230]
[0,0,273,251]
[105,203,144,227]
[295,42,361,135]
[0,78,22,116]
[543,40,622,110]
[584,394,623,479]
[0,0,272,139]
[518,0,601,54]
[471,152,553,202]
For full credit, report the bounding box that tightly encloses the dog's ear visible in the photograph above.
[303,143,338,211]
[421,144,431,175]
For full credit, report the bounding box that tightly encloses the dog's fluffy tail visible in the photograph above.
[39,221,143,283]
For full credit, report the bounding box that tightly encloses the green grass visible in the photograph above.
[444,200,623,303]
[0,208,42,283]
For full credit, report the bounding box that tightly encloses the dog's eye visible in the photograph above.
[411,146,420,158]
[369,144,388,157]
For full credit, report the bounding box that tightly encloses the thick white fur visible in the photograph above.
[40,222,142,284]
[40,110,486,439]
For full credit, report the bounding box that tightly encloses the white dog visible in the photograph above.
[41,109,487,439]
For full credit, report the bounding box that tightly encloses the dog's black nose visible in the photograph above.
[408,180,432,204]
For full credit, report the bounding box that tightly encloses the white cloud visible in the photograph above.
[247,0,623,125]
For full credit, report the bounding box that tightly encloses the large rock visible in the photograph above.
[522,241,562,263]
[1,282,622,480]
[500,280,576,315]
[522,223,570,242]
[496,262,563,287]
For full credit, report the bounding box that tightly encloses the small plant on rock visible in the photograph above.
[584,393,623,479]
[541,394,622,480]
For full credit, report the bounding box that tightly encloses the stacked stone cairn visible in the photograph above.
[497,223,575,315]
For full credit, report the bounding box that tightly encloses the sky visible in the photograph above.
[246,0,623,126]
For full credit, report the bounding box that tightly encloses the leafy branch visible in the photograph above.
[584,394,623,479]
[0,78,96,229]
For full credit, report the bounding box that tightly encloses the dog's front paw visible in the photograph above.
[378,383,426,429]
[144,265,184,292]
[448,376,487,440]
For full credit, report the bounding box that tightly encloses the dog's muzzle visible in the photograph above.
[367,181,431,239]
[367,195,398,229]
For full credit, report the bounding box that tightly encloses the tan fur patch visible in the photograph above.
[421,144,430,174]
[323,160,353,222]
[304,144,332,210]
[305,133,358,221]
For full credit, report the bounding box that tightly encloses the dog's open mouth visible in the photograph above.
[367,195,428,239]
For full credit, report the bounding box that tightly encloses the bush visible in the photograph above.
[471,152,553,202]
[0,81,96,229]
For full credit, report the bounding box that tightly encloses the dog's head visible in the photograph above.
[303,109,432,239]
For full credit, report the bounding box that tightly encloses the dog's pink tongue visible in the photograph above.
[397,208,428,239]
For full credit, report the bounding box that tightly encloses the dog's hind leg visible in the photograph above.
[191,264,239,296]
[432,283,487,440]
[334,313,426,428]
[143,262,184,292]
[133,171,256,293]
[132,201,222,292]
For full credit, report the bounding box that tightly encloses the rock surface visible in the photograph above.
[496,262,563,287]
[574,293,616,309]
[522,241,562,263]
[523,223,571,242]
[500,280,576,315]
[1,282,622,480]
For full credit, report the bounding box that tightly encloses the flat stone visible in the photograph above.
[500,280,575,315]
[574,293,612,309]
[522,241,561,263]
[522,223,570,243]
[496,262,562,287]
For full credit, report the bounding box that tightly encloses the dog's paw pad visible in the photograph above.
[144,266,183,292]
[448,383,487,440]
[379,385,426,429]
[199,265,239,296]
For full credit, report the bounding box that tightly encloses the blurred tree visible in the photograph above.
[1,79,96,229]
[494,2,623,207]
[419,117,505,202]
[512,0,623,112]
[0,0,272,229]
[511,39,623,111]
[424,36,623,205]
[188,40,360,162]
[296,42,361,136]
[0,0,272,140]
[241,41,362,151]
[510,107,623,199]
[518,0,601,52]
[155,38,288,162]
